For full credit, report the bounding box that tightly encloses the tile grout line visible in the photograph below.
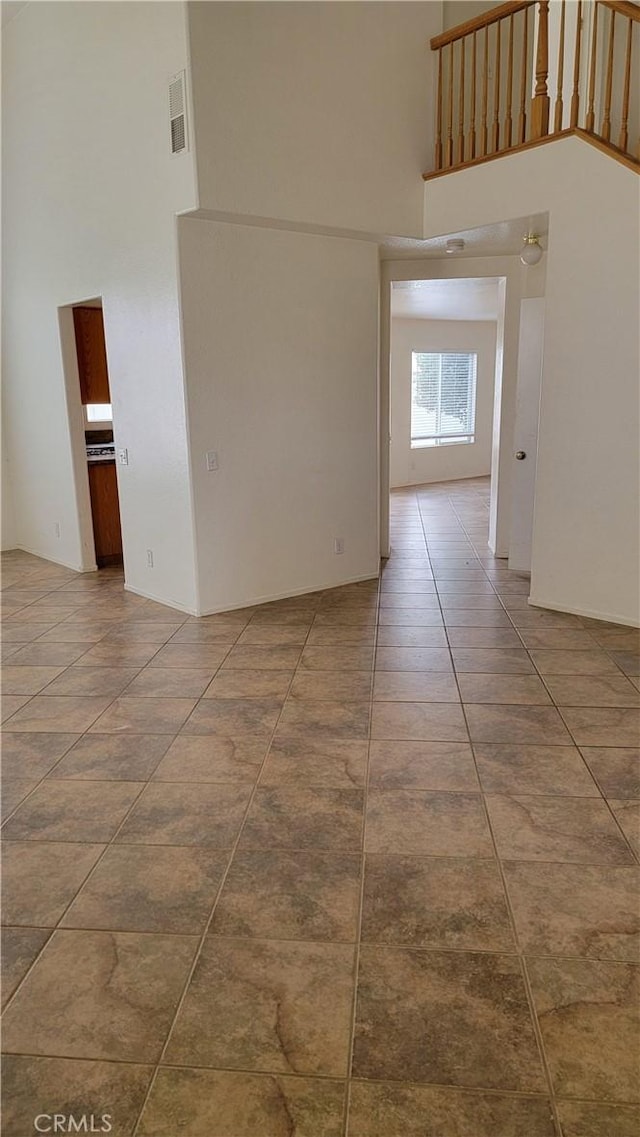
[427,498,640,866]
[2,501,638,1129]
[342,542,386,1137]
[460,529,639,867]
[1,746,156,1010]
[3,923,633,965]
[416,486,564,1136]
[5,1040,640,1106]
[552,707,640,865]
[2,595,190,731]
[1,833,634,867]
[1,629,248,826]
[488,591,640,867]
[463,544,637,858]
[1,579,246,1012]
[129,592,333,1135]
[0,740,172,1015]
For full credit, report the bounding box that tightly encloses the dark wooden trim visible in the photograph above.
[574,127,640,172]
[598,0,640,23]
[422,126,640,180]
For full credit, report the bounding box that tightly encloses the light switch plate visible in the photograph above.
[118,448,129,466]
[206,450,219,471]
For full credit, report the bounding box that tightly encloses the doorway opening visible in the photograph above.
[380,249,545,583]
[70,301,123,568]
[384,274,505,565]
[388,277,501,492]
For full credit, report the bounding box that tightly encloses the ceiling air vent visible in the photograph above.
[169,71,188,155]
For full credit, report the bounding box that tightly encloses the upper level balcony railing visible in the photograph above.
[426,0,640,179]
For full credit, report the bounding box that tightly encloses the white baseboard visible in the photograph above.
[123,583,196,616]
[391,472,492,491]
[195,569,380,617]
[10,543,96,574]
[125,570,379,618]
[528,594,640,629]
[488,542,509,559]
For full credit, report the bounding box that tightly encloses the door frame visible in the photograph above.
[58,298,123,574]
[58,303,98,571]
[508,296,545,572]
[379,256,520,562]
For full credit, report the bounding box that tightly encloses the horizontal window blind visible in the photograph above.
[411,351,477,448]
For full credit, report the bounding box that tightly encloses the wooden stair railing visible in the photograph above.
[426,0,640,179]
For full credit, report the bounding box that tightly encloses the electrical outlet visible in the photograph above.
[146,549,154,568]
[54,522,61,539]
[205,450,219,472]
[118,448,129,466]
[334,537,345,555]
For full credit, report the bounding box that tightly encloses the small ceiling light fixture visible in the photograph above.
[520,234,544,266]
[446,238,465,255]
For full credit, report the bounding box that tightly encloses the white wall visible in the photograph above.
[423,135,640,625]
[2,1,199,609]
[1,413,16,551]
[390,318,497,487]
[178,216,380,614]
[443,2,496,29]
[187,1,442,236]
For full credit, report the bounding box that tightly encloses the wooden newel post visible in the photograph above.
[531,0,550,138]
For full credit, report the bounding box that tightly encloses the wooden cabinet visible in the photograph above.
[88,462,122,565]
[73,306,110,405]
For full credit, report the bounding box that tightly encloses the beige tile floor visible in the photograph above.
[1,475,639,1136]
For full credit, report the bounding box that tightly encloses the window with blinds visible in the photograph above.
[411,351,477,448]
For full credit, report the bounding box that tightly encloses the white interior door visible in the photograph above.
[508,297,545,573]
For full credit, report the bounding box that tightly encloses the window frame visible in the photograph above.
[410,350,478,450]
[84,403,113,425]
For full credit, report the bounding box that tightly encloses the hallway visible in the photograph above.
[1,476,638,1136]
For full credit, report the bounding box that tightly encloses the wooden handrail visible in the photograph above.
[428,0,640,175]
[423,127,640,181]
[598,0,640,20]
[431,0,532,50]
[432,0,640,50]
